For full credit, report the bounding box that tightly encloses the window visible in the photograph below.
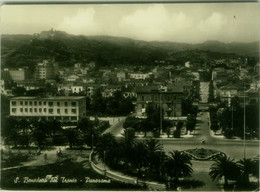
[44,108,47,113]
[48,102,53,107]
[25,101,28,106]
[30,108,32,112]
[141,96,144,101]
[63,116,69,120]
[39,108,42,113]
[20,101,23,105]
[71,116,77,120]
[57,109,60,114]
[71,109,76,114]
[39,101,42,105]
[20,108,23,112]
[57,102,60,106]
[34,108,37,112]
[12,108,16,113]
[49,109,53,114]
[11,101,16,106]
[25,108,28,112]
[44,101,46,105]
[34,101,37,105]
[71,102,76,107]
[65,109,68,114]
[29,101,32,106]
[65,102,68,107]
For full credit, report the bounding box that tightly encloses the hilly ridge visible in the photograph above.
[1,30,259,69]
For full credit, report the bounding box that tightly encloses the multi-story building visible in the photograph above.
[4,68,31,81]
[34,60,58,80]
[129,73,150,80]
[135,85,183,118]
[10,96,86,122]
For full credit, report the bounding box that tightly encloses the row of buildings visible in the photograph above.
[9,83,185,122]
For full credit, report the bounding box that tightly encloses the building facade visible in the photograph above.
[10,96,86,122]
[34,60,58,80]
[129,73,150,80]
[4,68,30,81]
[135,85,183,117]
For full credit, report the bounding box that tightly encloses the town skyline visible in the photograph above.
[1,3,260,43]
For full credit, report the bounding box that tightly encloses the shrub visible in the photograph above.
[224,128,233,139]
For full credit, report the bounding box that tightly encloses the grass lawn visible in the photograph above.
[1,158,146,190]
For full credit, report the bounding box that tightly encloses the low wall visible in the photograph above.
[89,151,165,190]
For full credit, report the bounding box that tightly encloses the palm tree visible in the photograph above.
[237,158,256,185]
[132,141,148,177]
[209,156,240,186]
[145,139,164,176]
[163,150,193,189]
[95,133,120,166]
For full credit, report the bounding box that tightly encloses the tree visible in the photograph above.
[210,120,220,133]
[91,88,106,115]
[132,141,148,176]
[237,158,256,186]
[208,80,215,103]
[145,139,165,177]
[186,114,196,134]
[146,103,162,136]
[30,119,49,148]
[17,118,30,147]
[12,87,26,96]
[77,117,98,149]
[163,151,193,189]
[2,117,20,147]
[64,128,78,149]
[95,133,120,167]
[209,156,240,186]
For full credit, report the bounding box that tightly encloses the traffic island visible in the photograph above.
[183,148,226,161]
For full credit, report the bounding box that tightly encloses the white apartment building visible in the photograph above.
[34,60,58,80]
[10,96,86,122]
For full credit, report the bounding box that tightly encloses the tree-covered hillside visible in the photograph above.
[1,30,259,70]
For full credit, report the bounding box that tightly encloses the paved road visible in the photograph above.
[103,117,126,136]
[161,112,259,160]
[104,113,259,160]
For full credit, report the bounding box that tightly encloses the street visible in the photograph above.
[161,112,259,160]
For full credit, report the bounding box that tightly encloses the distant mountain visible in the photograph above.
[1,30,259,69]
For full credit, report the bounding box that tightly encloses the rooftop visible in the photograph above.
[11,96,86,101]
[135,84,183,93]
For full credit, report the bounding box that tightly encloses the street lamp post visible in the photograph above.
[243,84,246,159]
[160,91,163,136]
[104,150,106,176]
[231,107,233,130]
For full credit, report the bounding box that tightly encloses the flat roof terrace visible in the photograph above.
[10,96,86,101]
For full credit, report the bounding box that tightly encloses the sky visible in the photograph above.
[1,3,260,43]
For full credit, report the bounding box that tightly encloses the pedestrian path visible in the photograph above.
[91,154,165,190]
